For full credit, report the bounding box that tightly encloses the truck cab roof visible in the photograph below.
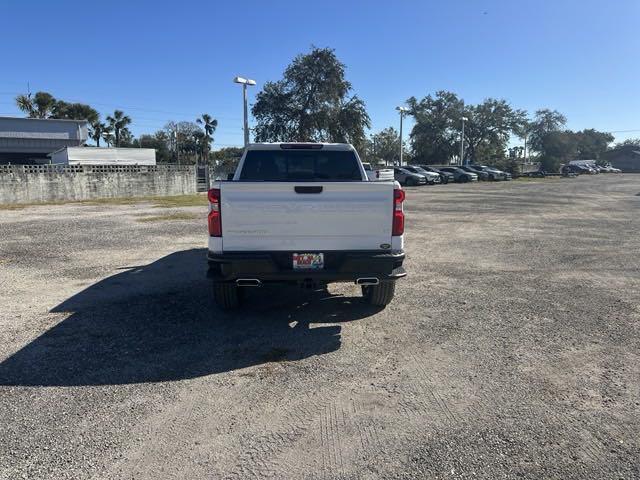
[245,142,356,151]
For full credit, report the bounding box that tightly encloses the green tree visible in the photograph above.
[463,99,527,163]
[211,146,244,172]
[15,91,57,118]
[160,121,206,164]
[370,127,402,165]
[106,110,132,147]
[527,109,567,154]
[538,131,578,171]
[89,121,108,147]
[136,132,172,163]
[252,46,370,150]
[102,128,115,147]
[117,127,135,147]
[615,138,640,148]
[52,101,99,124]
[406,91,464,164]
[574,129,614,159]
[196,114,218,164]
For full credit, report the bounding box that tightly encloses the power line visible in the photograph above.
[0,91,242,122]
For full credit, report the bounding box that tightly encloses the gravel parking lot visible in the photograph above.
[1,175,639,479]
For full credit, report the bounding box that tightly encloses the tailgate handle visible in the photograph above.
[294,186,323,194]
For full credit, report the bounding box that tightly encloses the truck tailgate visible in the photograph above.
[219,182,394,251]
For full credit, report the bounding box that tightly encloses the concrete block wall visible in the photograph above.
[0,165,197,204]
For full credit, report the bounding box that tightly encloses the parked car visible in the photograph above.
[394,167,427,186]
[460,165,490,181]
[438,166,478,182]
[418,165,454,184]
[598,164,621,173]
[482,165,512,180]
[208,142,406,309]
[521,169,546,178]
[562,164,591,175]
[403,166,441,185]
[362,162,394,181]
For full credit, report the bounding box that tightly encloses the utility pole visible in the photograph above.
[174,127,180,165]
[460,117,468,165]
[234,77,256,146]
[396,106,409,166]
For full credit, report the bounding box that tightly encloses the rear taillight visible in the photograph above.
[393,188,405,236]
[207,188,221,237]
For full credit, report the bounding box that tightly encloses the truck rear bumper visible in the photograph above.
[207,250,406,284]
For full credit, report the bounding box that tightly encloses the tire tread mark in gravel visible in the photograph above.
[323,401,345,478]
[350,398,382,458]
[225,395,323,480]
[410,353,458,425]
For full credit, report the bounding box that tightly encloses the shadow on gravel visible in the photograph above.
[0,248,381,386]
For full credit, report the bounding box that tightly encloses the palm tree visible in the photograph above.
[15,91,57,118]
[196,113,218,163]
[102,126,114,147]
[106,110,132,147]
[15,94,35,117]
[89,121,108,147]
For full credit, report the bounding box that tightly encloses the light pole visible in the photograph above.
[234,76,256,147]
[460,116,468,165]
[396,106,409,166]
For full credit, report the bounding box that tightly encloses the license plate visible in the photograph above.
[292,253,324,270]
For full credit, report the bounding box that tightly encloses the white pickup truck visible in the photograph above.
[362,162,394,182]
[207,143,406,309]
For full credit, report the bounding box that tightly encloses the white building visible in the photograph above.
[49,147,156,166]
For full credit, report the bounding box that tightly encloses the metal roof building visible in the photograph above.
[49,147,156,166]
[601,145,640,173]
[0,116,89,164]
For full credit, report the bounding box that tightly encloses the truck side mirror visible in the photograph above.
[227,173,234,181]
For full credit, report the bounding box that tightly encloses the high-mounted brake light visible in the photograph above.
[392,188,405,236]
[207,188,222,237]
[279,143,323,150]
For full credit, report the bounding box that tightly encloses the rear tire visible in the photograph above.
[213,283,240,310]
[362,280,396,306]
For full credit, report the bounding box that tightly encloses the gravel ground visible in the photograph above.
[0,175,639,479]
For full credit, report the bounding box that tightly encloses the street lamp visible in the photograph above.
[460,116,468,165]
[396,106,409,166]
[234,76,256,146]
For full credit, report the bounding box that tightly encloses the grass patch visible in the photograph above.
[135,212,199,223]
[150,194,207,208]
[0,193,207,210]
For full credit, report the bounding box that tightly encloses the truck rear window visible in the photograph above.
[239,150,363,181]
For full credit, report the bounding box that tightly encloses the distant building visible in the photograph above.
[601,145,640,173]
[49,146,156,166]
[0,117,89,164]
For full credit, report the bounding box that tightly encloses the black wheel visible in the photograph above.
[362,280,396,306]
[462,176,469,183]
[407,177,417,186]
[213,283,240,310]
[442,177,448,184]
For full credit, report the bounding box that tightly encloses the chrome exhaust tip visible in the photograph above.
[355,277,379,286]
[236,279,262,287]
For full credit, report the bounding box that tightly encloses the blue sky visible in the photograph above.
[1,0,639,148]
